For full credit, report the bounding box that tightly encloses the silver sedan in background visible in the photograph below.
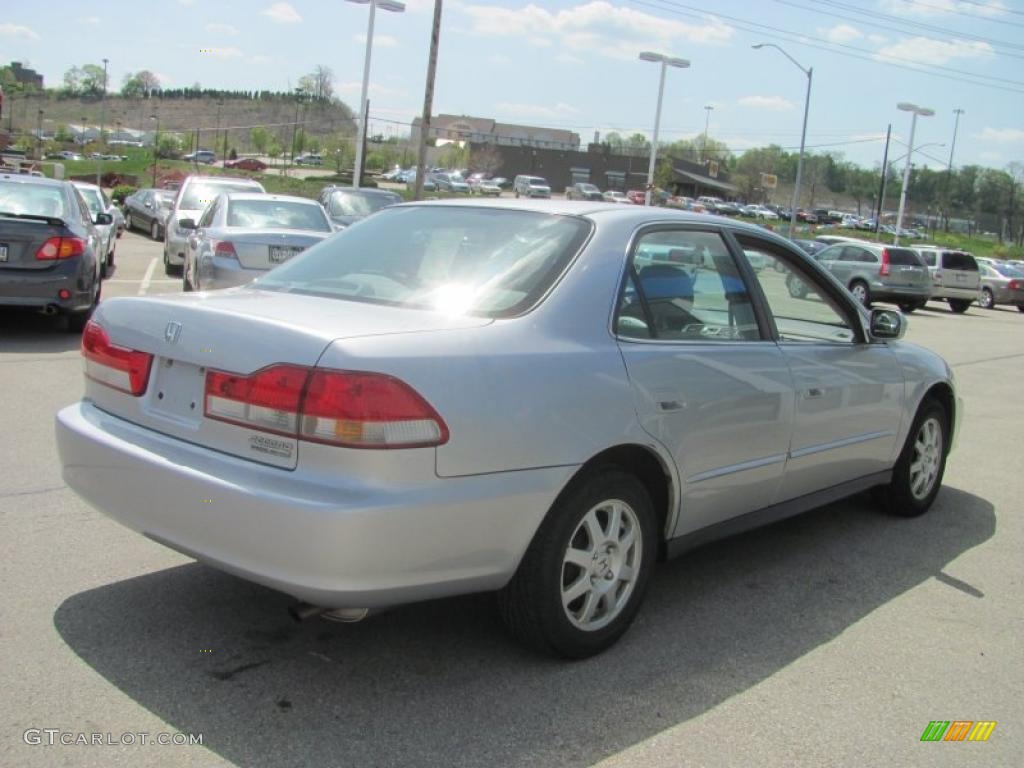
[181,193,333,291]
[977,259,1024,311]
[57,201,959,658]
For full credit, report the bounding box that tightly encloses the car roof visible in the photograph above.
[0,173,69,189]
[183,174,261,186]
[221,192,319,204]
[72,181,101,191]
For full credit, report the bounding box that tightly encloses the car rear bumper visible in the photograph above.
[868,283,933,302]
[56,401,573,608]
[930,286,980,301]
[0,260,96,311]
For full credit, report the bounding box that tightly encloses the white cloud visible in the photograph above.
[879,0,1007,18]
[975,127,1024,144]
[737,95,795,111]
[555,52,584,64]
[979,151,1002,162]
[874,36,994,66]
[0,23,39,40]
[495,101,580,120]
[78,16,100,25]
[819,23,862,43]
[260,2,302,24]
[867,33,889,45]
[337,81,409,99]
[206,23,239,35]
[462,1,733,62]
[200,46,244,60]
[354,33,398,47]
[249,55,273,64]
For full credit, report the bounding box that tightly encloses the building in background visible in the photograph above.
[7,62,44,89]
[412,114,580,152]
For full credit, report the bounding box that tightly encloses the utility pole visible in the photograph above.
[943,108,964,231]
[414,0,443,201]
[97,58,108,186]
[702,105,713,163]
[874,124,891,240]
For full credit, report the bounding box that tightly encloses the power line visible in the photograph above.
[631,0,1024,93]
[892,0,1024,22]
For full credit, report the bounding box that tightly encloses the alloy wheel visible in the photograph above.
[909,416,943,500]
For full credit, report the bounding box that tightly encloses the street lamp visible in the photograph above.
[36,109,44,160]
[97,57,109,186]
[639,51,690,206]
[347,0,405,188]
[702,105,713,163]
[752,43,811,241]
[150,114,160,187]
[894,102,934,245]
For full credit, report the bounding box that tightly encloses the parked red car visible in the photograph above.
[626,190,646,205]
[224,158,268,171]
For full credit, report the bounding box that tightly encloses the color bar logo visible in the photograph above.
[920,721,997,742]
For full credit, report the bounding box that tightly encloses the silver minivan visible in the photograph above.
[912,247,980,314]
[513,175,552,199]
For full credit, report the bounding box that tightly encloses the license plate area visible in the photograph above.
[269,246,300,264]
[0,243,8,262]
[146,358,207,426]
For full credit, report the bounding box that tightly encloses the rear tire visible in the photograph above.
[978,288,994,310]
[948,298,971,314]
[875,399,948,518]
[849,280,871,307]
[151,220,160,240]
[125,213,133,232]
[1018,305,1024,313]
[498,468,657,658]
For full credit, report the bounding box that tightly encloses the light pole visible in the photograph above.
[639,51,690,206]
[150,114,160,187]
[752,43,811,240]
[894,102,934,245]
[36,109,44,160]
[97,57,108,186]
[347,0,405,188]
[943,108,964,230]
[702,105,713,163]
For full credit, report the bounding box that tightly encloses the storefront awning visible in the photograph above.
[672,168,737,193]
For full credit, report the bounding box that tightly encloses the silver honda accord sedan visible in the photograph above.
[56,200,960,658]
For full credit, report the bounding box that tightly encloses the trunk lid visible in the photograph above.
[0,216,68,270]
[884,248,931,288]
[211,228,329,270]
[85,289,492,469]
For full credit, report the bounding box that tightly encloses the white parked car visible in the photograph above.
[57,200,959,658]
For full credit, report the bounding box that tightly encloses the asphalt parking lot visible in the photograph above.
[1,230,1021,767]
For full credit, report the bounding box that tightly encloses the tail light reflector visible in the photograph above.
[36,237,86,260]
[879,249,891,276]
[204,367,447,449]
[1009,279,1021,290]
[81,321,153,396]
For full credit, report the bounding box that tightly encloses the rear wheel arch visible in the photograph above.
[556,444,676,556]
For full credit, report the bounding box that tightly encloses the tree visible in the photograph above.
[54,124,73,143]
[156,134,180,159]
[312,65,334,101]
[62,66,85,95]
[122,70,161,98]
[267,135,283,159]
[250,126,269,154]
[322,132,354,173]
[81,64,107,95]
[470,145,503,174]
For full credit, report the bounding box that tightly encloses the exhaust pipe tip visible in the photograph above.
[40,304,59,316]
[288,602,325,623]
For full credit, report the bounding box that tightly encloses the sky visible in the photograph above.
[2,0,1023,171]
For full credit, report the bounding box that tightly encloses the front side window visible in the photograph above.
[736,234,857,344]
[618,230,760,341]
[258,206,591,318]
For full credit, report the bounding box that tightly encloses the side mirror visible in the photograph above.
[94,213,113,225]
[869,308,905,340]
[178,218,197,230]
[144,201,153,209]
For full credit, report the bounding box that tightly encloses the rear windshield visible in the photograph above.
[257,206,592,318]
[0,180,66,219]
[993,262,1023,277]
[180,182,262,210]
[328,190,400,218]
[226,199,330,232]
[526,177,549,185]
[888,248,924,266]
[943,251,977,271]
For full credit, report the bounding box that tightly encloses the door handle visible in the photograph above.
[803,387,825,399]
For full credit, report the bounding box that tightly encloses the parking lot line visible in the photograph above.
[138,257,159,296]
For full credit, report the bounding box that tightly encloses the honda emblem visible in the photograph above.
[165,321,182,344]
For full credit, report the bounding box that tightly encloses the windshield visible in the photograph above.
[0,180,66,219]
[180,182,262,210]
[226,199,330,231]
[329,191,400,218]
[257,206,592,318]
[993,263,1023,277]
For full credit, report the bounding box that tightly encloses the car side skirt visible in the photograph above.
[665,470,892,559]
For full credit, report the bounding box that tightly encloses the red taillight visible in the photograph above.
[81,321,154,396]
[214,241,238,259]
[203,366,448,449]
[1009,279,1021,290]
[36,236,86,260]
[879,249,891,276]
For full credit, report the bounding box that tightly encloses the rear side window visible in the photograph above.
[943,251,977,271]
[840,246,876,263]
[888,248,924,266]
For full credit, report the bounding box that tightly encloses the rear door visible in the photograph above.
[940,251,980,291]
[884,247,931,292]
[616,226,796,537]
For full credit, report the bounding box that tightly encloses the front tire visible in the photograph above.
[978,288,994,310]
[948,298,971,313]
[876,399,948,517]
[498,468,657,658]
